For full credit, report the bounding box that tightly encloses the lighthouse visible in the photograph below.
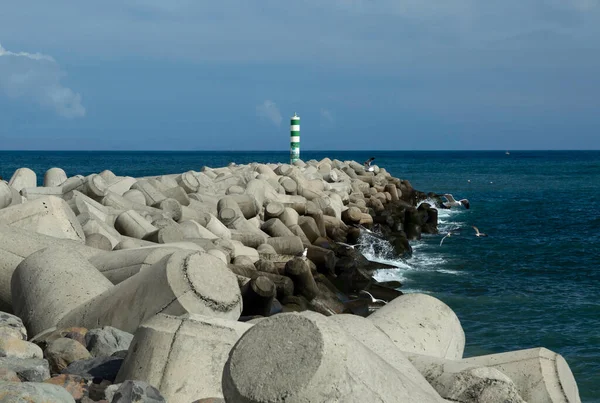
[290,113,300,163]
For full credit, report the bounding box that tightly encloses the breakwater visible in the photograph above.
[0,156,581,402]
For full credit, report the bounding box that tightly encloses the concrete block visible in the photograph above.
[266,236,305,255]
[114,210,159,240]
[368,293,465,360]
[406,353,527,403]
[131,179,167,206]
[329,314,444,402]
[460,348,581,403]
[222,311,442,403]
[57,250,242,332]
[0,224,101,312]
[0,196,85,242]
[0,181,13,209]
[116,313,252,402]
[179,219,219,240]
[122,189,147,205]
[8,168,37,192]
[11,247,113,337]
[43,168,68,187]
[89,247,180,284]
[106,176,137,196]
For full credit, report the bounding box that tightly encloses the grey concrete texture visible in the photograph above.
[90,246,181,284]
[223,311,442,403]
[0,224,101,312]
[368,293,466,360]
[0,195,86,242]
[8,167,37,193]
[57,250,242,333]
[328,314,445,402]
[43,168,68,188]
[459,347,581,403]
[116,313,252,402]
[11,246,113,337]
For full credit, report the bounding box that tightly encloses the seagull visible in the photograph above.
[358,290,387,305]
[440,230,459,246]
[364,157,375,172]
[442,194,470,210]
[472,226,488,237]
[336,241,366,250]
[353,224,386,240]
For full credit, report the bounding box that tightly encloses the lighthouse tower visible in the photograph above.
[290,113,300,163]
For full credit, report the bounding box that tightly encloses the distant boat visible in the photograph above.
[505,151,510,155]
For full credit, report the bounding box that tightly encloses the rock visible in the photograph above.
[0,327,25,341]
[108,380,165,403]
[0,312,27,340]
[0,380,76,402]
[88,379,112,401]
[0,367,20,382]
[45,338,92,374]
[191,399,225,403]
[0,357,50,382]
[85,327,133,358]
[63,356,123,383]
[62,328,89,347]
[0,338,43,359]
[44,374,90,402]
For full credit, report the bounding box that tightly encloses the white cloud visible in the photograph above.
[256,100,282,126]
[0,42,85,118]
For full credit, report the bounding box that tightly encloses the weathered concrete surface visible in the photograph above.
[223,311,442,403]
[89,247,180,284]
[57,250,242,333]
[11,247,113,337]
[8,168,37,193]
[461,348,581,403]
[329,314,445,402]
[117,313,252,402]
[0,196,85,242]
[368,293,465,360]
[406,353,526,403]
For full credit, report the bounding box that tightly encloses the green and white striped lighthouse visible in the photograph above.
[290,113,300,163]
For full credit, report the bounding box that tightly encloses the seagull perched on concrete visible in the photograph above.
[442,194,470,210]
[358,290,387,305]
[472,226,488,237]
[364,157,376,172]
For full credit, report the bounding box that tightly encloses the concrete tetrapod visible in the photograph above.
[406,353,526,403]
[8,167,37,192]
[11,247,114,337]
[0,196,86,242]
[56,250,242,333]
[368,293,465,360]
[116,313,252,402]
[459,348,580,403]
[328,314,445,402]
[222,311,442,403]
[0,224,101,312]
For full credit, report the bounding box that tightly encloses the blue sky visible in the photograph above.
[1,1,599,150]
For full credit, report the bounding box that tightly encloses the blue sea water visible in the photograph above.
[1,150,598,401]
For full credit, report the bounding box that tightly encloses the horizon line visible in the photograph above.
[0,149,599,152]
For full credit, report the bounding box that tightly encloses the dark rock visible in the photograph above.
[107,380,165,403]
[89,379,112,401]
[85,327,133,358]
[62,356,123,383]
[0,357,50,382]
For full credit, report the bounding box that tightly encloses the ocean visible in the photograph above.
[1,150,598,401]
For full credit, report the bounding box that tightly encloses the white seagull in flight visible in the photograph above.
[472,226,488,237]
[442,194,470,210]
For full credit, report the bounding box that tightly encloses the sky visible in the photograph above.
[1,1,599,150]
